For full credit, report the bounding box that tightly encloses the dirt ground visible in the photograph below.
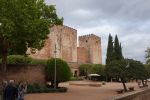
[25,81,149,100]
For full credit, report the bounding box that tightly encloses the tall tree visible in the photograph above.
[106,34,114,64]
[145,47,150,64]
[106,60,129,91]
[114,35,120,60]
[119,43,123,59]
[0,0,63,72]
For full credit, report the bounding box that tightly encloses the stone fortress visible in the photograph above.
[27,25,102,75]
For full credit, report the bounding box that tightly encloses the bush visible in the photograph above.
[0,55,47,65]
[7,55,32,64]
[45,58,71,87]
[27,84,67,93]
[79,64,93,76]
[70,77,83,81]
[29,59,47,65]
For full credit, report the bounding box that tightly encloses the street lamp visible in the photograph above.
[54,44,57,89]
[0,23,2,26]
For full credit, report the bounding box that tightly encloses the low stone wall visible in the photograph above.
[114,88,150,100]
[0,64,45,86]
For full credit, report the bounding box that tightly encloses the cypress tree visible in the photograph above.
[106,34,114,64]
[114,35,120,60]
[119,43,123,59]
[114,35,123,60]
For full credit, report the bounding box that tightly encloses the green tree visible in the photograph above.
[119,43,123,59]
[79,64,93,77]
[106,34,114,64]
[91,64,105,76]
[106,60,129,91]
[145,48,150,64]
[145,64,150,78]
[128,59,147,86]
[114,35,123,60]
[0,0,63,71]
[45,58,71,88]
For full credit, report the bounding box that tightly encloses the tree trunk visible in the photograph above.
[142,80,145,86]
[121,78,127,92]
[56,82,59,88]
[1,39,8,72]
[51,81,54,88]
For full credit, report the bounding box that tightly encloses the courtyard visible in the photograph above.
[25,81,149,100]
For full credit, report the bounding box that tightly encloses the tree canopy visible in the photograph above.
[106,34,123,65]
[114,35,123,60]
[106,59,128,91]
[106,34,114,64]
[106,59,147,91]
[0,0,63,71]
[45,58,71,87]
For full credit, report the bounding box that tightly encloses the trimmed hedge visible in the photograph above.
[0,55,47,65]
[70,77,83,81]
[27,84,67,93]
[7,55,32,64]
[30,59,47,65]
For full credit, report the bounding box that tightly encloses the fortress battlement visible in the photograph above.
[29,25,102,64]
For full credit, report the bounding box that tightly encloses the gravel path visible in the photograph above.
[25,81,149,100]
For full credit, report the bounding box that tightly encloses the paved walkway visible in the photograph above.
[25,81,149,100]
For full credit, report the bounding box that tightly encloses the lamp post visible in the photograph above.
[54,44,57,89]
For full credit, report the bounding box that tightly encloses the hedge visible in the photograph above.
[0,55,47,65]
[27,84,67,93]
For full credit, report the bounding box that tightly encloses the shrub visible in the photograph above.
[45,58,71,87]
[0,55,47,65]
[29,59,47,65]
[70,77,83,81]
[27,84,67,93]
[79,64,93,76]
[7,55,32,64]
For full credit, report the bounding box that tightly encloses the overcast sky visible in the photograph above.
[46,0,150,64]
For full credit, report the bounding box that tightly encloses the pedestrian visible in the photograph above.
[4,80,18,100]
[2,80,8,100]
[17,82,25,100]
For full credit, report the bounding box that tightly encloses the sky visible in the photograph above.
[46,0,150,64]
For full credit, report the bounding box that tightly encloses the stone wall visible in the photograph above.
[0,62,80,87]
[27,25,102,64]
[78,34,102,64]
[27,25,77,62]
[114,89,150,100]
[0,65,45,86]
[77,47,89,63]
[48,25,78,62]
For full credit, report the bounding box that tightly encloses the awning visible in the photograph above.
[88,74,101,77]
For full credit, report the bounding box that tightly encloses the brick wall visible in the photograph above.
[0,64,45,86]
[0,62,80,88]
[77,47,90,63]
[78,34,102,64]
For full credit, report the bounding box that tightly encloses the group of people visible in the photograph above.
[1,80,27,100]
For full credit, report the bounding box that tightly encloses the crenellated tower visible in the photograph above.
[78,34,102,64]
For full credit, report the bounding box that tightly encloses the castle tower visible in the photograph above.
[78,34,102,64]
[28,25,77,63]
[49,25,77,62]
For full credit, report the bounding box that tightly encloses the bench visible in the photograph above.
[116,89,124,94]
[139,85,143,88]
[128,86,134,91]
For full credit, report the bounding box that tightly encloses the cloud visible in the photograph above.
[46,0,150,64]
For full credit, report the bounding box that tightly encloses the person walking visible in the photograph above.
[4,80,18,100]
[1,80,8,100]
[17,82,25,100]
